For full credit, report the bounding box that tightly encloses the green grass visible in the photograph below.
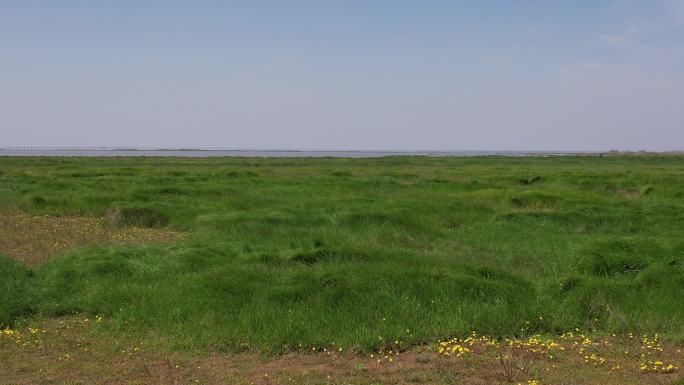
[1,155,683,352]
[0,255,33,326]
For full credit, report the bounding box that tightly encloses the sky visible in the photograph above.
[1,1,683,151]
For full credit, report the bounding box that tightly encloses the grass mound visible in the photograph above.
[30,244,537,352]
[0,255,33,325]
[545,237,684,334]
[550,262,684,334]
[579,238,673,277]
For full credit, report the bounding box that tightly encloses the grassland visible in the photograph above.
[1,155,683,384]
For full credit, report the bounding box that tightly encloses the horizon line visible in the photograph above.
[1,146,673,154]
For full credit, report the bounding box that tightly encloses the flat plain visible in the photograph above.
[1,155,683,385]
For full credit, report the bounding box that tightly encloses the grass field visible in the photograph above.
[1,155,683,384]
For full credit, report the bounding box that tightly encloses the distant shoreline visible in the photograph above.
[0,148,604,158]
[0,147,680,158]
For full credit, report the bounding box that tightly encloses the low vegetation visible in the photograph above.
[0,212,184,266]
[1,155,683,383]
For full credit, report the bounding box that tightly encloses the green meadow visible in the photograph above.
[1,155,683,353]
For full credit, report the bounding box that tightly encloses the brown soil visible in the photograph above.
[1,318,682,385]
[0,212,185,266]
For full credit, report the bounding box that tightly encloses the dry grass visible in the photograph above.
[0,212,184,266]
[1,318,682,385]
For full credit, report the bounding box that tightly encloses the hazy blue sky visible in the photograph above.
[1,1,683,151]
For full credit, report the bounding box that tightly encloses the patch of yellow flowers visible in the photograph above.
[437,332,562,358]
[0,325,46,347]
[505,335,561,355]
[637,334,678,373]
[437,338,471,357]
[435,330,679,377]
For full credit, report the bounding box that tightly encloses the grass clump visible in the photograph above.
[579,238,672,277]
[26,195,47,209]
[510,191,561,210]
[105,205,169,228]
[289,247,370,265]
[518,175,542,185]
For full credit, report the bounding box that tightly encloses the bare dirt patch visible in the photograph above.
[1,318,682,385]
[0,212,185,266]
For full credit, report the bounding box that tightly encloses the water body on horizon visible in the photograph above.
[0,149,598,158]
